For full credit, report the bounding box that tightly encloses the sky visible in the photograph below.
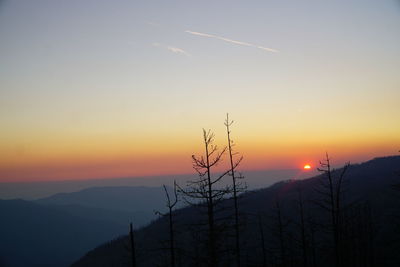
[0,0,399,182]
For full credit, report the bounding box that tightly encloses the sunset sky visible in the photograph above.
[1,0,399,182]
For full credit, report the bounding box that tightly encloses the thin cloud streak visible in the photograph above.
[167,46,191,57]
[185,30,214,38]
[152,42,191,57]
[185,30,278,53]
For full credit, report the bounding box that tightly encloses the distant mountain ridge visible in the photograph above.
[36,185,174,213]
[0,169,315,199]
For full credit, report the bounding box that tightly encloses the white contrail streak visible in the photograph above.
[152,42,191,57]
[185,30,215,38]
[185,30,278,53]
[167,46,191,57]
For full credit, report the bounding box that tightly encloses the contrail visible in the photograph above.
[152,42,191,57]
[167,46,191,57]
[185,30,278,53]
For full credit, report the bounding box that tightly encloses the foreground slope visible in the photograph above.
[0,186,181,266]
[73,155,400,267]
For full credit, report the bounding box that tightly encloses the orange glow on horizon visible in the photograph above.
[303,164,311,170]
[0,130,398,182]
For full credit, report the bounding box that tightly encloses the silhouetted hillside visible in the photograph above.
[0,186,190,266]
[0,199,125,267]
[72,156,400,267]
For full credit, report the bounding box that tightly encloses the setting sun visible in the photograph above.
[303,164,311,170]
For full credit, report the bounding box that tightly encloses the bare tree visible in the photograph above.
[129,223,137,267]
[224,113,245,267]
[155,182,179,267]
[307,215,318,267]
[339,201,377,267]
[315,152,350,267]
[275,200,288,267]
[267,199,290,267]
[178,129,234,266]
[295,185,308,267]
[258,213,268,267]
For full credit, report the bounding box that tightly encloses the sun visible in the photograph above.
[303,164,311,170]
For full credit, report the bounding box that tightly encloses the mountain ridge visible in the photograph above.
[72,155,400,267]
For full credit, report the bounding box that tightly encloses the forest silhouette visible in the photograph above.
[71,116,400,267]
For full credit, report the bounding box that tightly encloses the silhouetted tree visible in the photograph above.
[155,182,179,267]
[340,202,376,267]
[129,223,137,267]
[224,113,245,267]
[258,213,268,267]
[295,185,308,267]
[315,153,349,267]
[306,215,318,267]
[268,199,290,267]
[277,201,287,267]
[387,162,400,266]
[178,129,235,266]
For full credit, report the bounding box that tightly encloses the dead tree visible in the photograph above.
[307,215,318,267]
[155,182,179,267]
[129,223,137,267]
[340,202,376,267]
[258,214,268,267]
[224,113,245,267]
[295,185,308,267]
[267,199,290,267]
[276,201,287,267]
[178,129,235,266]
[315,153,350,267]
